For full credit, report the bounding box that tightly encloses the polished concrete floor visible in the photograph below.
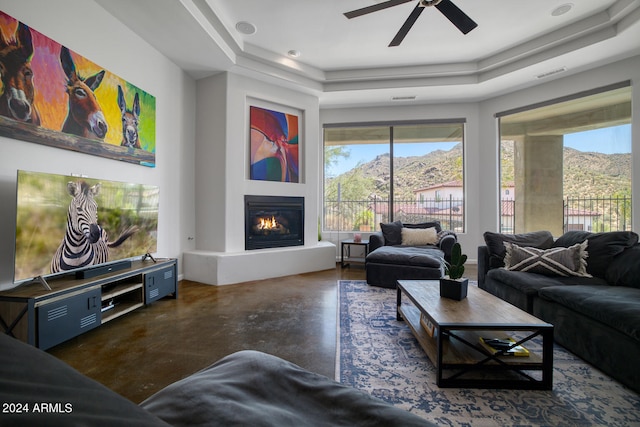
[48,265,363,403]
[49,263,478,404]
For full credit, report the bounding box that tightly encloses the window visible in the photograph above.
[323,120,465,232]
[498,82,632,234]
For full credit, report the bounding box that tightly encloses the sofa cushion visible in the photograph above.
[552,231,639,278]
[401,227,438,246]
[380,221,443,246]
[483,230,554,268]
[403,221,442,233]
[537,285,640,342]
[605,244,640,289]
[380,220,403,245]
[504,241,590,277]
[486,268,607,297]
[366,246,443,268]
[0,333,169,427]
[141,350,435,427]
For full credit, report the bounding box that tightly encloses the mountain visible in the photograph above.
[332,144,631,200]
[562,147,631,197]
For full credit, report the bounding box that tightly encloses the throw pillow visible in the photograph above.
[403,221,442,233]
[380,220,403,246]
[483,230,554,268]
[504,241,591,277]
[401,227,438,246]
[604,244,640,289]
[437,229,457,242]
[552,231,639,278]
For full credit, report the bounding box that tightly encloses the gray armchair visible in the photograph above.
[365,221,457,288]
[368,221,457,261]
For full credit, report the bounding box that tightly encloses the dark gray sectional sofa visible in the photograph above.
[478,230,640,393]
[365,220,456,288]
[0,333,434,426]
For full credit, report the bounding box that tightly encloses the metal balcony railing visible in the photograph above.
[324,196,464,232]
[500,196,632,233]
[323,196,632,233]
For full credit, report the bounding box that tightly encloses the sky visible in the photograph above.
[563,124,631,154]
[326,124,631,177]
[326,142,457,177]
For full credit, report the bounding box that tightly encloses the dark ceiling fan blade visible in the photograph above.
[389,3,425,47]
[434,0,478,34]
[344,0,414,19]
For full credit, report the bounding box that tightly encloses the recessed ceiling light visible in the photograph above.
[236,21,257,35]
[551,3,573,17]
[287,50,301,58]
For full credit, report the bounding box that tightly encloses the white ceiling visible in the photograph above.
[95,0,640,108]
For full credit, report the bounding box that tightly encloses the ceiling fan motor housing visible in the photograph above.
[420,0,443,7]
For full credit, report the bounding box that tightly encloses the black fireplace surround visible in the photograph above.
[245,195,304,250]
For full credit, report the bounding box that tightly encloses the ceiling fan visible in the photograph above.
[344,0,478,47]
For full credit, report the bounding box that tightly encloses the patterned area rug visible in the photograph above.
[337,280,640,427]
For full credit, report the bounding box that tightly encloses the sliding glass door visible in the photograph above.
[323,120,465,233]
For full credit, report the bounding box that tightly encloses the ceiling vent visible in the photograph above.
[392,96,417,101]
[536,67,567,79]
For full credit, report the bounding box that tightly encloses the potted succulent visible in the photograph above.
[440,242,469,300]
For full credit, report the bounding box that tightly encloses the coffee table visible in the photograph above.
[396,280,554,389]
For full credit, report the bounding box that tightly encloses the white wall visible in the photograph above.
[0,0,196,290]
[320,55,640,258]
[186,71,336,285]
[194,73,228,252]
[195,72,321,252]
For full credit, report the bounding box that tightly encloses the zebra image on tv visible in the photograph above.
[50,180,138,273]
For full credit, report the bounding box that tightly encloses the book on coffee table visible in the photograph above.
[420,313,436,337]
[479,337,530,357]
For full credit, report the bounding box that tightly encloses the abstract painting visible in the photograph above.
[0,11,156,167]
[249,105,299,183]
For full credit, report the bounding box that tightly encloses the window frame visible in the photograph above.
[496,81,632,234]
[323,119,467,233]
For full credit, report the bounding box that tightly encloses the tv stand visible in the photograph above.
[0,258,177,350]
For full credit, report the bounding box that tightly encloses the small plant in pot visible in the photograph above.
[440,242,469,300]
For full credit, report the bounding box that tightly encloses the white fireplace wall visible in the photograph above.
[186,72,334,285]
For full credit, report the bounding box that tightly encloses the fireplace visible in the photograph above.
[245,195,304,250]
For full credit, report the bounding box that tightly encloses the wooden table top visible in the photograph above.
[397,280,551,328]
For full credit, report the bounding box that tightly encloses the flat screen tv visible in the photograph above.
[14,170,159,284]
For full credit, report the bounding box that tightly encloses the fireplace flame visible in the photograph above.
[258,216,278,230]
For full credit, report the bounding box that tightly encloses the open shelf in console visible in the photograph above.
[101,276,144,324]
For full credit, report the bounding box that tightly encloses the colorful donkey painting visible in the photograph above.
[0,11,156,167]
[250,105,300,183]
[118,84,141,149]
[0,21,40,125]
[60,46,108,140]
